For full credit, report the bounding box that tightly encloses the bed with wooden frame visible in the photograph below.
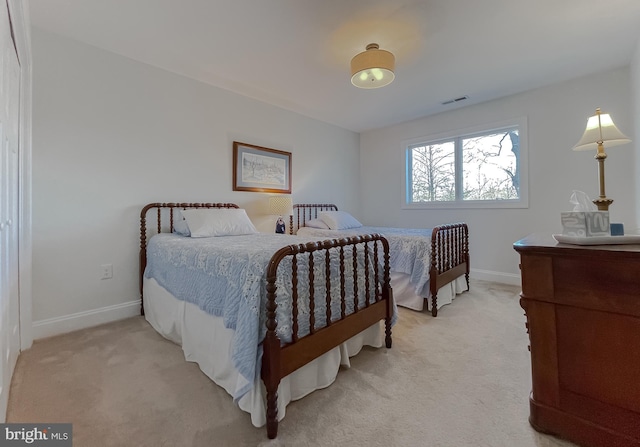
[290,203,469,317]
[139,202,394,439]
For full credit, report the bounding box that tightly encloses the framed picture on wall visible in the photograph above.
[233,141,292,193]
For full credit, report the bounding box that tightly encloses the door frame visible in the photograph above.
[6,0,33,350]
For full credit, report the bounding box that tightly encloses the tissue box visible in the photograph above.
[561,211,610,237]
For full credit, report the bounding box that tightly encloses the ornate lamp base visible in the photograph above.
[593,197,613,211]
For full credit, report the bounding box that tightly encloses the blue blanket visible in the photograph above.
[144,233,394,401]
[297,226,434,296]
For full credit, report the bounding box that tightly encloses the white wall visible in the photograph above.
[31,28,361,337]
[31,26,639,337]
[360,67,636,283]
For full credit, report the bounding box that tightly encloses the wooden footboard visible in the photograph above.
[429,223,470,317]
[261,234,393,439]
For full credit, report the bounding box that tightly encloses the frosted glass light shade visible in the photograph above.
[573,108,630,151]
[350,43,395,89]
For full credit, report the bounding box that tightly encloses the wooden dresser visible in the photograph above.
[513,234,640,447]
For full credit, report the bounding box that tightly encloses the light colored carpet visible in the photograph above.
[7,280,578,447]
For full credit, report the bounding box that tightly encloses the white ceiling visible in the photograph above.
[28,0,640,133]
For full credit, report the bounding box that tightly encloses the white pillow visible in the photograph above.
[305,218,330,229]
[181,208,258,237]
[318,211,363,230]
[173,216,191,237]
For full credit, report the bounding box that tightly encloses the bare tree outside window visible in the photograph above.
[409,141,455,202]
[463,129,519,200]
[407,125,522,206]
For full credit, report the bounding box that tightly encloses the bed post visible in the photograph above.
[262,255,284,439]
[464,225,470,291]
[139,203,157,316]
[381,236,393,348]
[429,226,440,318]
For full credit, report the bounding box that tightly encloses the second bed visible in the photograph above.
[290,203,469,316]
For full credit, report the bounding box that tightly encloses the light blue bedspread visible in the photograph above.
[297,226,434,297]
[144,233,393,401]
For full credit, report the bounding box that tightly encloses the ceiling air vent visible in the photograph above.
[441,95,468,105]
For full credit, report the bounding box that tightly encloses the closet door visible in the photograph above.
[0,0,21,420]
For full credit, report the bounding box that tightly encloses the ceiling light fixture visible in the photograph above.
[350,43,395,89]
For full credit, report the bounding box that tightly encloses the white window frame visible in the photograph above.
[402,117,529,209]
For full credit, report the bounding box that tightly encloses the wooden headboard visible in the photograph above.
[289,203,338,234]
[139,202,239,314]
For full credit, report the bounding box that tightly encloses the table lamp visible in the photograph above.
[573,108,631,211]
[269,196,293,234]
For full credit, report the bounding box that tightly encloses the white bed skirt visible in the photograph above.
[143,277,383,427]
[392,272,467,312]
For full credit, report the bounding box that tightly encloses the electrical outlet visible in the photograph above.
[101,264,113,280]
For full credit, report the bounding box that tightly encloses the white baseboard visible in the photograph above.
[32,300,142,340]
[30,271,518,340]
[470,268,521,286]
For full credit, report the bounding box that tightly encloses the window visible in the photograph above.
[404,118,528,209]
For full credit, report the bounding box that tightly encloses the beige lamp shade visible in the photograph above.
[573,108,631,151]
[269,196,293,216]
[350,43,395,89]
